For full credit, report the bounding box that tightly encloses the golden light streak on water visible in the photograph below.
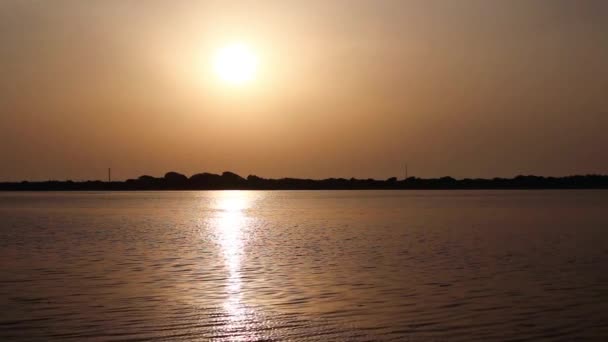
[211,191,257,338]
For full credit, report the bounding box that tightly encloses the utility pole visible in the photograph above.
[108,168,111,183]
[404,163,408,180]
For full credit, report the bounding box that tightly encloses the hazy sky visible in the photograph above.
[1,0,607,181]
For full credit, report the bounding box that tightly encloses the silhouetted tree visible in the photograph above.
[164,172,188,188]
[1,171,608,191]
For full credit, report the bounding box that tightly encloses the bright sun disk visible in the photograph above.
[213,43,259,85]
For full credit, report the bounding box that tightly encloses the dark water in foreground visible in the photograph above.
[0,190,607,341]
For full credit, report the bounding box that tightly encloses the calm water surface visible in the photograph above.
[1,190,607,341]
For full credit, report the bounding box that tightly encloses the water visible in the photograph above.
[1,190,607,341]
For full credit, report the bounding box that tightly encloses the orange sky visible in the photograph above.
[1,0,607,181]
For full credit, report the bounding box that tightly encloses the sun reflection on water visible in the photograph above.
[211,191,256,332]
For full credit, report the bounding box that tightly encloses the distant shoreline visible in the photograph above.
[1,171,607,191]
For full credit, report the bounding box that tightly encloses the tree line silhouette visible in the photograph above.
[1,171,607,190]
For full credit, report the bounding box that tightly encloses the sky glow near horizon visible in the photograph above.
[0,0,607,181]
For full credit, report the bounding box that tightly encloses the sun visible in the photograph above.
[212,43,259,85]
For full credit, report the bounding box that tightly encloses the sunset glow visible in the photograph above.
[2,2,608,341]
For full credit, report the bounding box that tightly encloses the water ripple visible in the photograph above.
[1,190,607,341]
